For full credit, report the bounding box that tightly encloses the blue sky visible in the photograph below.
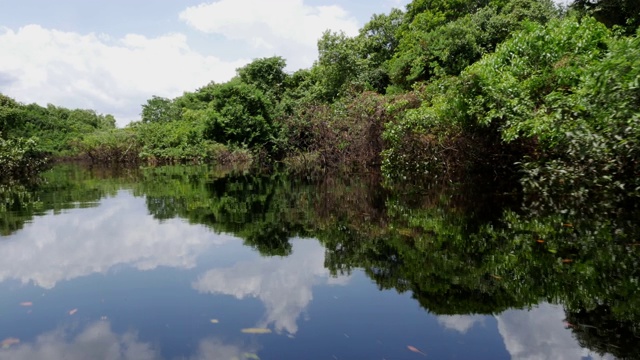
[0,0,410,126]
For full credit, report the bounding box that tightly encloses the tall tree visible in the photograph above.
[237,56,288,101]
[141,96,181,123]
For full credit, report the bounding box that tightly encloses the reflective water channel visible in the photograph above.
[0,164,637,359]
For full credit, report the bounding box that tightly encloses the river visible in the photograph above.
[0,163,636,359]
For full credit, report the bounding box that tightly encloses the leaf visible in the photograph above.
[407,345,426,356]
[491,274,502,280]
[68,308,78,315]
[1,337,20,349]
[536,239,545,243]
[243,353,260,360]
[241,328,271,334]
[19,302,33,307]
[210,319,219,324]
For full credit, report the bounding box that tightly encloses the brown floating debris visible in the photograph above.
[408,345,427,356]
[241,328,271,334]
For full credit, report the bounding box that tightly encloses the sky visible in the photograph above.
[0,0,411,127]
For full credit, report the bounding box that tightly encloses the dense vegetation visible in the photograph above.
[2,0,638,192]
[1,1,638,355]
[0,93,115,183]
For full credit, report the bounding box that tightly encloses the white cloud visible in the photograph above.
[496,303,614,360]
[192,239,350,335]
[0,320,257,360]
[0,321,158,360]
[0,191,237,289]
[437,315,484,334]
[179,0,360,70]
[0,25,248,126]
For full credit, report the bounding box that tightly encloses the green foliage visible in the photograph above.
[236,56,288,101]
[0,135,48,182]
[135,112,216,163]
[132,57,291,163]
[313,31,362,101]
[141,96,182,123]
[358,9,404,72]
[0,94,23,136]
[521,28,640,209]
[310,10,404,100]
[460,17,608,138]
[382,16,631,193]
[0,93,117,156]
[202,80,276,150]
[3,0,637,180]
[72,128,141,164]
[388,0,557,88]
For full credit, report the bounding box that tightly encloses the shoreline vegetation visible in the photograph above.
[1,1,639,355]
[1,0,639,202]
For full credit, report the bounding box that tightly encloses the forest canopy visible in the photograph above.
[1,0,639,203]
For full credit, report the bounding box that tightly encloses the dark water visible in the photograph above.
[0,164,637,359]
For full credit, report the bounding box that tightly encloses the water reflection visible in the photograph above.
[0,321,260,360]
[496,303,613,360]
[193,240,350,335]
[0,190,235,288]
[0,321,158,360]
[0,163,638,359]
[437,314,485,334]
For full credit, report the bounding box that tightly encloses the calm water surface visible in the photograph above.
[0,164,636,359]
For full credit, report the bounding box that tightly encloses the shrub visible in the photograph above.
[72,129,141,164]
[281,91,420,171]
[0,135,48,181]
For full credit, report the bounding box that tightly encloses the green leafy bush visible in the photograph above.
[0,135,48,181]
[72,129,141,164]
[202,80,277,150]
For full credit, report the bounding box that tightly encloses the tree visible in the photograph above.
[202,80,275,148]
[387,0,556,88]
[313,30,361,101]
[237,57,288,101]
[141,96,181,123]
[355,9,405,93]
[0,95,24,137]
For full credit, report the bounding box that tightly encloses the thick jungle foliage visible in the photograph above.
[0,94,115,155]
[383,16,640,206]
[0,135,48,182]
[3,0,640,192]
[387,0,557,89]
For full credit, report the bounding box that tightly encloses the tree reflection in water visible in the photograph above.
[1,163,638,358]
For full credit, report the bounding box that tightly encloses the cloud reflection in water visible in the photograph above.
[0,320,256,360]
[193,239,351,335]
[496,303,613,360]
[0,191,236,289]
